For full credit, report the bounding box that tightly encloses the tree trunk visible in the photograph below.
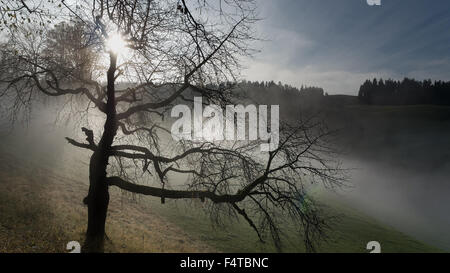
[82,53,118,253]
[82,153,110,253]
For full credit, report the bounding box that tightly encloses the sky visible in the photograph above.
[243,0,450,95]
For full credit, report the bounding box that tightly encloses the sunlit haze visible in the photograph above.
[106,32,128,56]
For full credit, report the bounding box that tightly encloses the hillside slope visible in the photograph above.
[0,129,441,253]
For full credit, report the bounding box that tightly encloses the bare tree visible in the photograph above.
[44,21,99,82]
[0,0,345,252]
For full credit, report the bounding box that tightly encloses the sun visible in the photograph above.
[105,32,128,55]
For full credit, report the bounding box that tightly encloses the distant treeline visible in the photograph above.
[237,80,324,99]
[358,78,450,105]
[235,80,325,116]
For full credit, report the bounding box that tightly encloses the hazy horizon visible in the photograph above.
[243,0,450,95]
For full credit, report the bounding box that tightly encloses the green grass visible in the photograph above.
[141,192,442,253]
[0,131,443,253]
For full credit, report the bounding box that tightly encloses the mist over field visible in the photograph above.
[327,102,450,250]
[1,95,449,251]
[1,0,450,255]
[344,158,450,251]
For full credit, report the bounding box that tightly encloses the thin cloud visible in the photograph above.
[244,0,450,94]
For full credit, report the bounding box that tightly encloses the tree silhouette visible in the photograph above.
[0,0,344,252]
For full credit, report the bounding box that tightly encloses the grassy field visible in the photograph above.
[147,192,442,253]
[0,133,442,253]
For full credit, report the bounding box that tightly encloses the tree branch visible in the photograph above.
[107,174,267,204]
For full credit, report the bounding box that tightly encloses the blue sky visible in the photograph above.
[243,0,450,95]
